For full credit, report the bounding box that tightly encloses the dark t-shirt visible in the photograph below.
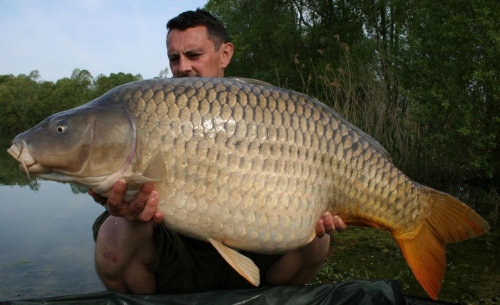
[93,211,282,294]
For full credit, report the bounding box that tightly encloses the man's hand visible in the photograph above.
[315,212,346,237]
[88,180,163,224]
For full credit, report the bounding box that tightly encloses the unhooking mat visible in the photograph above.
[2,280,459,305]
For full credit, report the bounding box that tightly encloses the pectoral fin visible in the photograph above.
[207,238,260,286]
[126,175,163,184]
[126,150,166,185]
[142,150,166,180]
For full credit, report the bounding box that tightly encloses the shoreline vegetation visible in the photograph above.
[3,0,499,195]
[1,0,499,302]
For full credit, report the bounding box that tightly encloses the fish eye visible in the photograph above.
[56,122,68,133]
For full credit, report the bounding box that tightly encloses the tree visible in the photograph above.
[157,67,170,78]
[205,0,500,189]
[91,72,142,99]
[0,70,143,135]
[0,73,40,133]
[398,0,500,183]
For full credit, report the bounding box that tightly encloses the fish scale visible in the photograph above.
[117,78,406,248]
[8,77,489,300]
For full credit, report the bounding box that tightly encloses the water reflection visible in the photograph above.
[0,179,105,300]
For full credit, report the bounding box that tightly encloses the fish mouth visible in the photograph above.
[7,142,51,180]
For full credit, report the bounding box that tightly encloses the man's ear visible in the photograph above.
[220,42,234,68]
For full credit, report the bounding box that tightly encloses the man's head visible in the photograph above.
[166,9,234,78]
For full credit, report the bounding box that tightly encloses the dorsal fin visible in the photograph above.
[227,77,274,87]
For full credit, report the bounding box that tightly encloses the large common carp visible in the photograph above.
[7,77,489,299]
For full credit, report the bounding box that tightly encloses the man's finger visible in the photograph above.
[332,216,347,232]
[322,212,336,235]
[152,211,164,225]
[316,218,326,238]
[132,183,154,210]
[88,189,105,203]
[138,190,159,222]
[107,179,127,210]
[141,182,155,193]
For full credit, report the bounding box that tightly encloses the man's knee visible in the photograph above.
[303,235,330,266]
[266,235,331,285]
[94,216,156,293]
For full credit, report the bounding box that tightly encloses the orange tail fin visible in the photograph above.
[394,188,490,300]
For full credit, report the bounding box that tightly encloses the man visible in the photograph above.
[166,9,233,78]
[90,9,346,294]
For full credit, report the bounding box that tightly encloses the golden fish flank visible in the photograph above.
[7,77,489,300]
[124,80,327,233]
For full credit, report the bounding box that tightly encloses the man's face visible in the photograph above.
[167,25,233,78]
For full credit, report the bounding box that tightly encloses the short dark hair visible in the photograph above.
[167,9,231,50]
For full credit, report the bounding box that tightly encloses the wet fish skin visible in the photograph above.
[117,78,425,248]
[7,77,490,300]
[122,78,335,251]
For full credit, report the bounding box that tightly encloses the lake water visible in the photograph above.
[0,176,105,300]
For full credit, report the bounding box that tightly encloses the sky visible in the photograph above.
[0,0,209,82]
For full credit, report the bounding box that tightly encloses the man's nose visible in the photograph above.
[178,57,192,73]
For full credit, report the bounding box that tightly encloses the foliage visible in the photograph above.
[205,0,500,191]
[400,0,500,183]
[206,0,302,88]
[156,67,170,79]
[90,72,143,99]
[0,69,142,135]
